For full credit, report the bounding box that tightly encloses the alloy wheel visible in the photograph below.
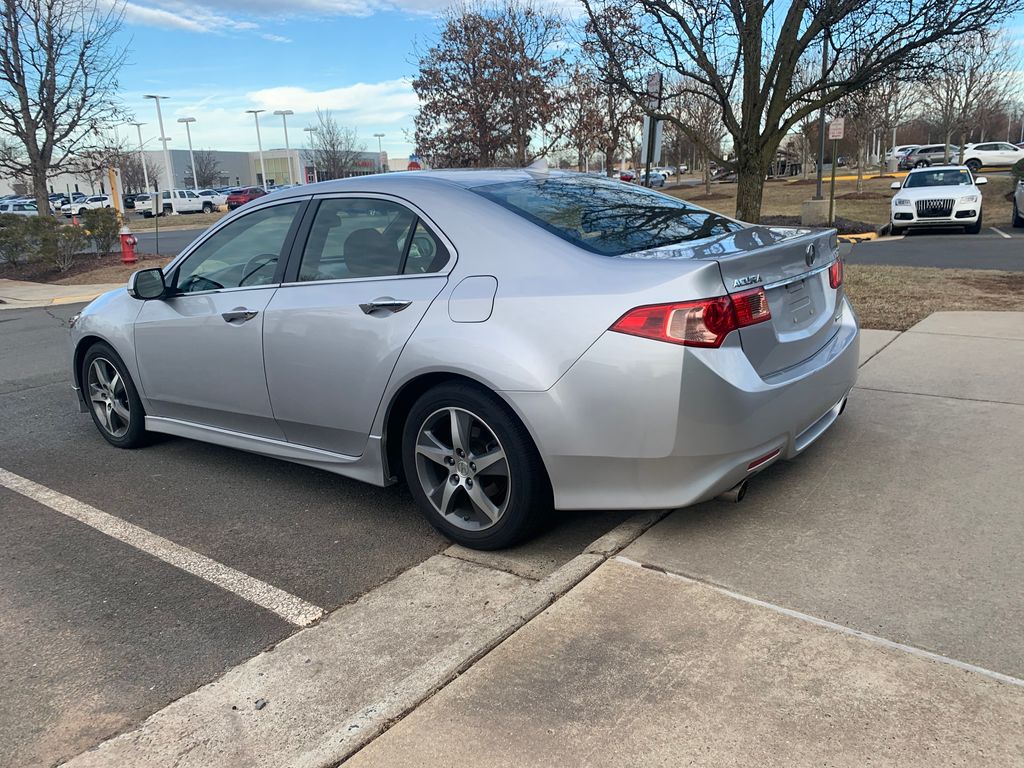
[414,407,510,531]
[87,357,131,438]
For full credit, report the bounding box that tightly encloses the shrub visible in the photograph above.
[0,214,32,267]
[25,217,88,272]
[81,207,122,257]
[1013,158,1024,185]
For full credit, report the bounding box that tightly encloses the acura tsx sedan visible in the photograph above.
[70,170,859,549]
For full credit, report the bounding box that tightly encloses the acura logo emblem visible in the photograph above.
[805,243,816,267]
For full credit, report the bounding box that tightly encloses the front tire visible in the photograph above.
[402,382,552,550]
[1013,200,1024,228]
[202,202,213,213]
[965,159,982,172]
[889,224,905,237]
[81,342,149,449]
[966,210,983,235]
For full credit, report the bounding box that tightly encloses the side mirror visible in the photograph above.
[974,176,988,185]
[128,268,166,300]
[890,181,902,190]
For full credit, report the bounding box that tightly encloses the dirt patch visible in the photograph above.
[836,192,889,200]
[686,192,732,201]
[786,179,820,186]
[845,265,1024,331]
[1,251,167,285]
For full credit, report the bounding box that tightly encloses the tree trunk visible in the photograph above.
[734,152,769,222]
[856,146,864,193]
[703,151,712,195]
[32,166,50,216]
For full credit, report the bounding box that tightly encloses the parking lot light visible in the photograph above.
[274,110,295,185]
[128,122,149,191]
[144,95,173,192]
[247,109,268,191]
[177,117,198,191]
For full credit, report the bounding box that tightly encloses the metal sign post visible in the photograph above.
[827,118,845,226]
[644,73,663,188]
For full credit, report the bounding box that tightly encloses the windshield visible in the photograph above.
[472,176,742,256]
[903,169,974,188]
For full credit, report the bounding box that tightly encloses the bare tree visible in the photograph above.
[412,0,566,167]
[560,65,605,170]
[0,0,126,213]
[192,150,221,188]
[307,109,365,180]
[582,0,1024,221]
[673,84,726,195]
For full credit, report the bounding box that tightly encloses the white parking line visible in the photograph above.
[614,556,1024,689]
[0,468,324,627]
[990,227,1012,239]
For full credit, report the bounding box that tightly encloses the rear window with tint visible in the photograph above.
[472,176,741,256]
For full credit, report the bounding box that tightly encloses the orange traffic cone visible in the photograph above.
[72,214,79,226]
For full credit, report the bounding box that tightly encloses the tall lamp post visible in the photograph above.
[304,126,319,183]
[274,109,295,184]
[128,121,150,191]
[177,117,198,190]
[144,95,174,192]
[247,109,268,190]
[373,132,386,172]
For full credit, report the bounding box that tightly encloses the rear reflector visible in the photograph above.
[610,287,771,348]
[829,258,844,289]
[747,448,781,471]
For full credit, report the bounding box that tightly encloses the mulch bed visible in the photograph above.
[835,191,889,200]
[759,214,877,235]
[0,251,163,284]
[685,192,732,201]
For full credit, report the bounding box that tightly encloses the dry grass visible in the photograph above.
[668,174,1016,230]
[126,211,226,232]
[845,264,1024,331]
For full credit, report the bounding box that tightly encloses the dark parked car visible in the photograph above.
[123,194,137,209]
[226,186,267,209]
[899,145,959,169]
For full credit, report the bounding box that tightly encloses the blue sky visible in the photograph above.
[111,0,446,163]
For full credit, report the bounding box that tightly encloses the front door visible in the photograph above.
[134,200,306,438]
[263,196,453,456]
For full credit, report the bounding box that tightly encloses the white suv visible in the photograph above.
[1013,180,1024,228]
[890,165,986,235]
[142,189,216,217]
[960,142,1024,172]
[61,195,112,217]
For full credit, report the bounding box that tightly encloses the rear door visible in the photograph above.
[694,227,842,376]
[263,195,453,456]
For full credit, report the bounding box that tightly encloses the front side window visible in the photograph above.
[473,175,742,256]
[297,198,424,281]
[172,202,302,294]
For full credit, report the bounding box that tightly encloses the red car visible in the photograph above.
[226,186,267,209]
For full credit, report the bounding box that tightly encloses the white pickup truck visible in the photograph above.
[143,189,218,217]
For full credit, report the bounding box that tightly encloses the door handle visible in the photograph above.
[221,308,259,323]
[360,297,412,315]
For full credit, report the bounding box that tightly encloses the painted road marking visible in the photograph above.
[0,468,324,627]
[990,227,1012,239]
[615,555,1024,689]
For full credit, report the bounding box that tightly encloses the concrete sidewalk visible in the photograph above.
[0,278,122,310]
[346,312,1024,767]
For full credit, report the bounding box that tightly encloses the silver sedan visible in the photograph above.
[69,170,859,549]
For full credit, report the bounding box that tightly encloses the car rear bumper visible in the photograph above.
[505,297,860,510]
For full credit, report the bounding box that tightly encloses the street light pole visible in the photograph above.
[247,109,268,190]
[274,110,295,184]
[177,117,198,190]
[814,33,829,201]
[304,126,319,183]
[144,95,174,192]
[128,121,149,191]
[373,132,385,173]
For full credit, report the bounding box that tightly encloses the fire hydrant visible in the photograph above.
[119,225,138,265]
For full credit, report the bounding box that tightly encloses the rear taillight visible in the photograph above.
[610,287,771,348]
[829,258,844,289]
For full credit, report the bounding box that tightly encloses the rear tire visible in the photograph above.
[1013,200,1024,228]
[81,342,150,449]
[402,381,552,550]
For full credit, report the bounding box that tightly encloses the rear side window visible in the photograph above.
[473,176,742,256]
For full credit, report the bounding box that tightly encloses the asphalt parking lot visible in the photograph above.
[0,304,629,766]
[846,227,1024,271]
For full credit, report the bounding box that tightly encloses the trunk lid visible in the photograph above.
[630,226,843,376]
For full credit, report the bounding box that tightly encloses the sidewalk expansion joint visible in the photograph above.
[853,385,1024,407]
[613,555,1024,690]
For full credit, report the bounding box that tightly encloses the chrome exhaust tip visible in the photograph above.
[717,480,748,503]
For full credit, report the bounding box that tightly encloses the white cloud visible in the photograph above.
[247,80,419,124]
[116,1,260,34]
[261,33,293,43]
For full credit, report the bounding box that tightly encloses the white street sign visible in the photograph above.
[828,118,845,141]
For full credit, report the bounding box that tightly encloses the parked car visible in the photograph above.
[889,165,986,236]
[197,189,228,207]
[959,142,1023,172]
[1012,180,1024,228]
[618,170,637,183]
[884,145,920,162]
[49,193,69,208]
[637,170,666,188]
[226,186,267,209]
[142,189,217,217]
[62,194,112,217]
[0,201,40,217]
[898,145,960,169]
[68,170,859,550]
[123,194,137,209]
